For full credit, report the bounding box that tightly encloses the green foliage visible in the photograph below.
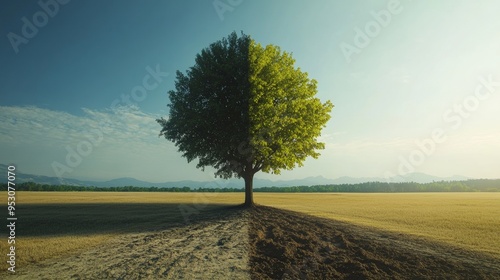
[157,32,251,180]
[156,32,334,205]
[156,32,333,185]
[249,41,334,175]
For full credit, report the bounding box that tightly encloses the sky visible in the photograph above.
[1,0,499,183]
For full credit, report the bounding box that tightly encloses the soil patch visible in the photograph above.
[4,206,250,280]
[249,205,500,279]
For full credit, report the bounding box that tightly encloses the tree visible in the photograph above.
[157,32,333,207]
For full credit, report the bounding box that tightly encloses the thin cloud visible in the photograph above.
[0,105,182,181]
[0,105,165,147]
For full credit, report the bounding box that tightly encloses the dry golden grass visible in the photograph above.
[0,192,243,270]
[1,191,499,270]
[11,191,244,204]
[16,235,114,265]
[254,192,500,258]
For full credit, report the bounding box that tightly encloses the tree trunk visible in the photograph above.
[244,172,254,207]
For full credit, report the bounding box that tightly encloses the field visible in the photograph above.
[1,192,499,278]
[256,193,500,257]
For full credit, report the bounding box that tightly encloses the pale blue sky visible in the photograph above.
[1,0,499,182]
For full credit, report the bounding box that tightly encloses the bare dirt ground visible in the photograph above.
[5,206,250,280]
[249,206,500,280]
[4,205,500,279]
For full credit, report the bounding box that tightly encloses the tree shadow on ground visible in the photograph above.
[248,205,500,280]
[13,203,246,237]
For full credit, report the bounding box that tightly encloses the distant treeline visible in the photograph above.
[255,180,500,193]
[2,179,499,192]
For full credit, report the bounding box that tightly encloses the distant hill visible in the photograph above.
[0,163,473,189]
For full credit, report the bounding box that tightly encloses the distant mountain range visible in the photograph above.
[0,164,471,189]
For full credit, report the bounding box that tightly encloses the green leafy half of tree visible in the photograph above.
[156,32,333,206]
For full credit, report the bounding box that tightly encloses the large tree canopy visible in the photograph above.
[157,32,333,206]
